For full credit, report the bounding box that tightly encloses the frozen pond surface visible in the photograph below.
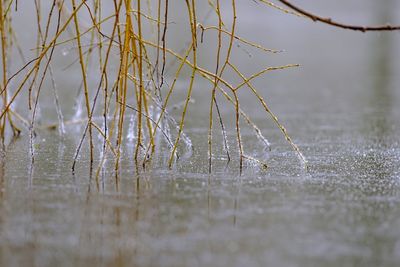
[1,1,400,266]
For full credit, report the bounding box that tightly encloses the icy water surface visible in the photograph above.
[1,1,400,266]
[1,108,400,267]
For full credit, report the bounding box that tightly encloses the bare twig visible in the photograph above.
[277,0,400,32]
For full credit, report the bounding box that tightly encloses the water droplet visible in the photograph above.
[62,48,69,56]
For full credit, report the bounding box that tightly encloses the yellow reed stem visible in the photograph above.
[168,0,197,168]
[71,0,94,164]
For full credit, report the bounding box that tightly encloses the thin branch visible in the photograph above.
[277,0,400,32]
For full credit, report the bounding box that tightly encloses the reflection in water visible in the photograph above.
[359,0,397,194]
[360,0,394,182]
[0,152,4,236]
[352,1,399,263]
[1,130,400,266]
[0,151,3,189]
[366,0,394,130]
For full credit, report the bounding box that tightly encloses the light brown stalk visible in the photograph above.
[71,0,94,165]
[0,1,86,122]
[228,61,307,167]
[0,0,8,139]
[207,0,222,173]
[168,0,197,168]
[116,0,134,169]
[142,44,193,166]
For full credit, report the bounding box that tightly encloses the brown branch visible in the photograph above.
[277,0,400,32]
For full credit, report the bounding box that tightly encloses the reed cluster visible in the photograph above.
[0,0,309,174]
